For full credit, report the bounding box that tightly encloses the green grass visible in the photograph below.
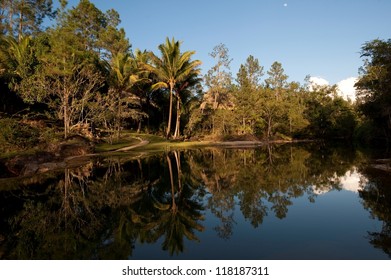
[95,132,213,153]
[95,138,139,152]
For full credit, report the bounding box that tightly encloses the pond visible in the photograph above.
[0,143,390,259]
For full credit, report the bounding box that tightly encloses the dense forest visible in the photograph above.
[1,0,391,154]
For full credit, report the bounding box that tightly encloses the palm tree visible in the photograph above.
[0,34,32,85]
[147,37,201,138]
[132,49,155,132]
[173,69,202,138]
[110,51,144,139]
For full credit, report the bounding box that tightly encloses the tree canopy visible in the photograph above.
[356,39,391,141]
[0,0,388,150]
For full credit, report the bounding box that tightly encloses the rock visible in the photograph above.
[37,162,66,173]
[5,152,55,176]
[0,160,14,178]
[21,162,39,176]
[59,144,93,157]
[3,137,95,178]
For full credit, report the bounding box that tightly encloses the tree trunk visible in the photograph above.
[267,116,272,140]
[174,95,181,138]
[212,115,215,135]
[166,154,177,213]
[137,120,142,133]
[63,90,69,139]
[174,151,182,193]
[166,84,174,139]
[18,4,23,42]
[116,91,121,140]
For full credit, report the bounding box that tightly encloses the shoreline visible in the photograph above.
[0,138,316,180]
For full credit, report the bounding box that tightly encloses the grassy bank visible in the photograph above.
[95,132,215,153]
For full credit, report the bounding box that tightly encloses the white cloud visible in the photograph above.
[312,169,365,196]
[339,169,363,193]
[309,76,329,86]
[308,76,330,91]
[307,76,358,101]
[337,77,358,101]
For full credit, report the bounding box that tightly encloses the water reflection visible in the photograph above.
[0,143,390,259]
[359,166,391,258]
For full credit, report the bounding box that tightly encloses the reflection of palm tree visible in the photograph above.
[150,151,204,256]
[166,154,177,213]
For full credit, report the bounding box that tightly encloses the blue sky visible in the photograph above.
[64,0,391,85]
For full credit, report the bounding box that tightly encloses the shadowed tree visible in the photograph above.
[0,35,34,89]
[173,69,202,138]
[355,39,391,142]
[109,51,146,139]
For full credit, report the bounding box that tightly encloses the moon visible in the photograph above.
[284,3,288,7]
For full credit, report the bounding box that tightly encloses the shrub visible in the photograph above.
[0,118,40,152]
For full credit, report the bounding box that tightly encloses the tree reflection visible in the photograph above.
[149,151,205,255]
[185,143,357,236]
[1,157,159,259]
[359,167,391,257]
[0,143,364,259]
[7,164,104,259]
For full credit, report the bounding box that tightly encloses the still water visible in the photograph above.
[0,143,390,259]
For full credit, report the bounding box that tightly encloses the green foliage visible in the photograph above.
[0,0,55,38]
[0,117,40,151]
[0,0,377,151]
[233,55,264,135]
[356,38,391,141]
[147,37,201,138]
[265,61,288,99]
[203,43,233,110]
[0,35,36,92]
[303,85,357,139]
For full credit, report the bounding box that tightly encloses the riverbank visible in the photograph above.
[0,133,312,179]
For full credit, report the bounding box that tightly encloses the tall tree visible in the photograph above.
[59,0,105,52]
[265,61,288,100]
[109,51,145,139]
[203,43,233,110]
[234,55,264,134]
[57,0,130,60]
[355,39,391,141]
[284,82,309,137]
[0,0,55,40]
[259,87,286,139]
[200,44,234,136]
[173,69,201,138]
[17,3,108,138]
[303,83,356,139]
[97,9,130,60]
[236,55,264,89]
[147,37,201,138]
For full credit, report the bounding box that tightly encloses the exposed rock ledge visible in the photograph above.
[370,159,391,172]
[2,139,94,177]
